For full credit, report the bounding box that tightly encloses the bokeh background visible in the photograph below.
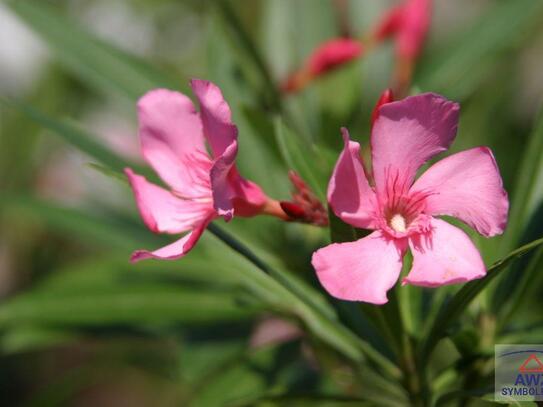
[2,0,543,406]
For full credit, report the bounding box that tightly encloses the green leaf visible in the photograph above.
[495,247,543,329]
[1,326,78,354]
[1,98,144,174]
[0,287,254,327]
[416,0,543,99]
[7,0,180,101]
[87,163,129,184]
[213,0,281,112]
[418,235,543,366]
[500,104,543,251]
[273,118,326,200]
[0,193,164,250]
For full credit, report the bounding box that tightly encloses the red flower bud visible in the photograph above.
[371,88,394,128]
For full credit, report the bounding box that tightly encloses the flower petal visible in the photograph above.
[138,88,211,197]
[404,218,486,287]
[411,147,508,237]
[230,174,267,217]
[312,231,406,304]
[190,79,237,158]
[371,93,459,195]
[130,215,214,263]
[209,140,238,221]
[125,168,213,234]
[328,128,377,229]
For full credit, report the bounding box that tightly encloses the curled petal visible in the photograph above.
[328,128,377,229]
[130,215,215,263]
[371,93,459,195]
[210,141,238,221]
[138,88,211,196]
[312,231,406,304]
[190,79,238,158]
[125,168,213,234]
[411,147,508,237]
[404,218,486,287]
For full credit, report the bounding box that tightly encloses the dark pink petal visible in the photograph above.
[328,128,377,229]
[328,128,376,229]
[312,231,406,304]
[125,168,213,234]
[411,147,508,237]
[130,214,215,263]
[306,38,363,76]
[371,93,459,195]
[209,141,238,221]
[190,79,238,159]
[138,88,211,197]
[404,218,485,287]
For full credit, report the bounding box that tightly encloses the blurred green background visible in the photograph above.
[2,0,543,406]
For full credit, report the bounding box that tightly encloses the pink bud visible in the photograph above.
[282,38,363,93]
[306,38,364,76]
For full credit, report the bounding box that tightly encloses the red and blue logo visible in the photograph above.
[495,345,543,401]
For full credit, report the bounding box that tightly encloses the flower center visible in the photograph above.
[389,213,407,233]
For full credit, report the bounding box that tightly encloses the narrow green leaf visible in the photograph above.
[500,104,543,251]
[0,288,254,327]
[3,99,133,171]
[87,163,129,184]
[418,236,543,366]
[2,98,155,182]
[496,247,543,328]
[7,0,180,101]
[273,118,326,200]
[0,193,165,250]
[214,0,281,112]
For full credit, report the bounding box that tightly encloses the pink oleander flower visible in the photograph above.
[125,79,272,262]
[282,38,364,93]
[312,93,509,304]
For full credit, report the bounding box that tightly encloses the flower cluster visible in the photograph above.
[126,81,508,305]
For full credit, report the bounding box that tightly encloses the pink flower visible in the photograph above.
[125,80,269,262]
[374,0,431,61]
[282,38,364,93]
[312,93,509,304]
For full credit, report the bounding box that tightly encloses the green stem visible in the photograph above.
[207,223,271,275]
